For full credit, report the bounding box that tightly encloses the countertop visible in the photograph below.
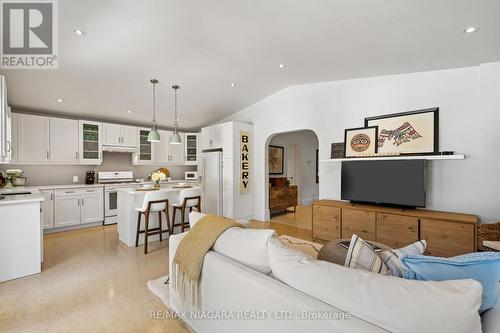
[118,185,200,195]
[0,189,45,206]
[0,180,198,191]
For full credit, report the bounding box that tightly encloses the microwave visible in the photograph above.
[185,171,198,181]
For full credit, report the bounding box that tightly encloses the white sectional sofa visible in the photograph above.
[167,213,499,333]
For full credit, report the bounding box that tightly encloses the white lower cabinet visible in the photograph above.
[81,189,104,223]
[40,189,54,229]
[54,187,103,228]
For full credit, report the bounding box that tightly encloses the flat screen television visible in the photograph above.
[341,160,426,208]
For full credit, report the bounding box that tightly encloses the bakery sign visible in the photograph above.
[240,131,251,193]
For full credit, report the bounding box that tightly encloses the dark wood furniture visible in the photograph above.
[312,200,477,257]
[269,185,298,213]
[172,195,202,233]
[135,199,171,254]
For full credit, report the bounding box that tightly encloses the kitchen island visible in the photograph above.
[0,190,44,282]
[117,185,200,247]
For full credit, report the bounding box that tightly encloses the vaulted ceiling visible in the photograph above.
[1,0,500,129]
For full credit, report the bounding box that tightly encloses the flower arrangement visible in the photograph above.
[151,170,167,189]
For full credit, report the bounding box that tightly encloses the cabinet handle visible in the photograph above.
[51,193,53,201]
[81,198,84,206]
[75,151,79,160]
[77,198,80,206]
[5,140,11,153]
[46,151,49,159]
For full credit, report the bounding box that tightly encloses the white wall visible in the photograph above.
[269,130,319,205]
[220,63,500,222]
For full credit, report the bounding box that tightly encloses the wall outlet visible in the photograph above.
[73,176,78,183]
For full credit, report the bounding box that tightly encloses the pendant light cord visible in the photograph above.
[152,81,156,123]
[174,87,178,127]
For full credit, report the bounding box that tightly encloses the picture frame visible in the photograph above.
[268,145,284,174]
[344,126,378,157]
[364,107,439,155]
[330,142,345,159]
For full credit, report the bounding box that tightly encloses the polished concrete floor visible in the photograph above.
[0,220,312,333]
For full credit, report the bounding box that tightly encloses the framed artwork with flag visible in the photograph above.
[365,107,439,155]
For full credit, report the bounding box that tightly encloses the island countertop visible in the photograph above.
[117,185,200,247]
[0,188,45,206]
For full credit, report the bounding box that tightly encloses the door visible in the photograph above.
[81,189,103,224]
[153,130,169,164]
[201,151,222,215]
[120,125,137,147]
[55,191,81,227]
[40,189,54,229]
[79,121,102,164]
[17,113,50,163]
[103,123,121,146]
[167,130,185,164]
[50,118,79,163]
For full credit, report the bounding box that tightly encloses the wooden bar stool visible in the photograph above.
[171,187,202,233]
[135,191,171,254]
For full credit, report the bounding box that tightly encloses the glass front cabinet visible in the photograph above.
[79,120,102,164]
[184,133,199,165]
[132,128,153,165]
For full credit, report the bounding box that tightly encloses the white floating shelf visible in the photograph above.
[320,154,465,162]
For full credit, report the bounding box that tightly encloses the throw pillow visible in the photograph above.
[344,234,390,274]
[378,240,427,277]
[278,235,323,258]
[401,252,500,311]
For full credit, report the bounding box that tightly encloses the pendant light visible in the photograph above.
[170,84,182,144]
[147,79,160,142]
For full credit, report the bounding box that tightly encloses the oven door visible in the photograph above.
[105,187,118,218]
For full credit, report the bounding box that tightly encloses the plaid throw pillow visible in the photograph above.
[379,240,427,277]
[345,235,390,275]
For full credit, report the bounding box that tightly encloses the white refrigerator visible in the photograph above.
[199,149,223,215]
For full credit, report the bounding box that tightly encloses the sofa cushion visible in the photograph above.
[267,237,482,333]
[344,234,390,274]
[378,239,426,277]
[401,252,500,311]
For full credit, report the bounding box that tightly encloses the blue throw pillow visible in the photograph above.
[401,252,500,311]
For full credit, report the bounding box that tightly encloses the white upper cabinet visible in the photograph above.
[17,113,50,163]
[201,124,223,150]
[133,128,153,165]
[0,107,12,164]
[103,123,137,147]
[184,133,199,165]
[153,130,170,164]
[50,117,79,163]
[120,125,137,147]
[167,131,185,164]
[103,123,121,146]
[9,111,17,163]
[79,120,102,164]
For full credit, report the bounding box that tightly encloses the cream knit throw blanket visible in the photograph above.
[171,215,242,307]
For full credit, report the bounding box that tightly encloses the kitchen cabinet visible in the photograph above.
[103,123,137,147]
[9,111,17,163]
[184,133,199,164]
[54,190,81,227]
[40,189,54,229]
[167,130,185,164]
[0,76,10,164]
[133,128,154,165]
[79,120,102,164]
[54,187,104,228]
[201,124,223,150]
[0,107,12,164]
[17,113,50,163]
[50,117,79,163]
[153,130,170,164]
[81,189,104,223]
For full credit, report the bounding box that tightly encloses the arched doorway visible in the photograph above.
[265,129,319,230]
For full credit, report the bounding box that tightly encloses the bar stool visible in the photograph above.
[135,191,171,254]
[171,187,202,233]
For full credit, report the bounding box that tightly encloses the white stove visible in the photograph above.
[99,171,135,225]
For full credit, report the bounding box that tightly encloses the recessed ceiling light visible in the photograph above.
[74,29,85,36]
[464,26,478,34]
[230,83,236,87]
[56,98,63,103]
[279,63,285,68]
[127,110,132,114]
